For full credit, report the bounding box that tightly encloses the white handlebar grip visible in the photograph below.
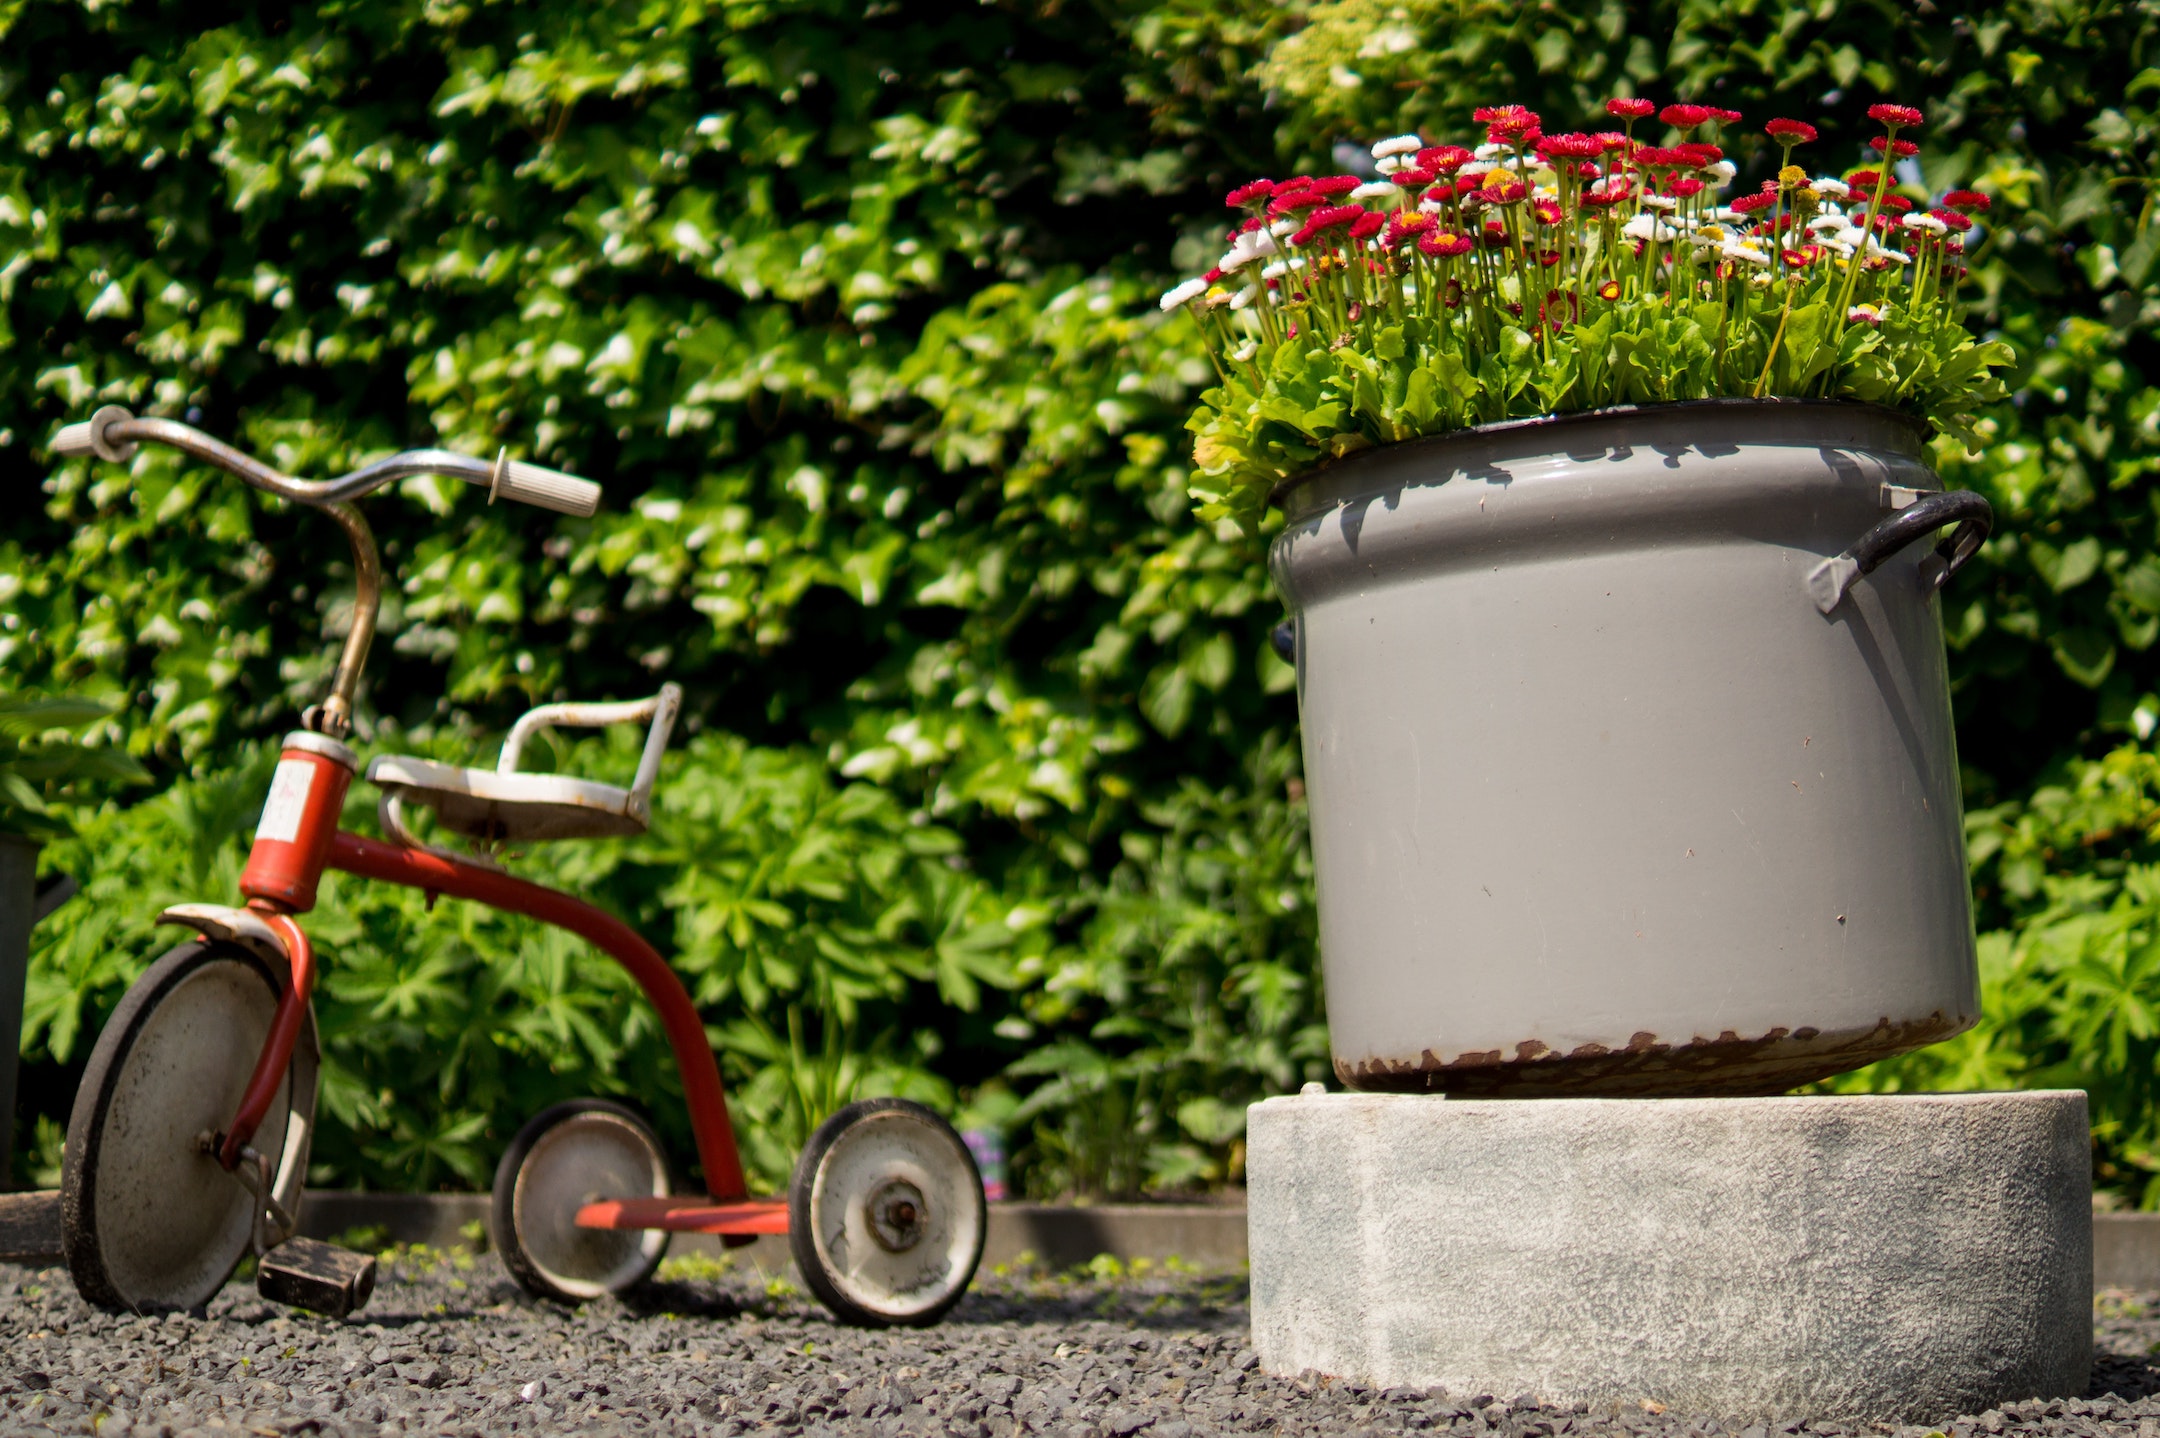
[493,459,602,516]
[51,422,96,458]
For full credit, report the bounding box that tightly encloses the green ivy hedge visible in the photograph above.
[6,0,2160,1199]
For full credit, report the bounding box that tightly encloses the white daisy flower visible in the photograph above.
[1231,340,1260,362]
[1622,214,1677,242]
[1351,182,1397,201]
[1806,214,1846,234]
[1159,278,1208,311]
[1720,239,1770,265]
[1229,284,1261,310]
[1372,135,1423,159]
[1473,142,1505,160]
[1640,195,1679,212]
[1376,154,1409,176]
[1811,177,1852,199]
[1704,160,1738,184]
[1901,212,1948,234]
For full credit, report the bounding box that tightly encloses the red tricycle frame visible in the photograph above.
[224,730,788,1240]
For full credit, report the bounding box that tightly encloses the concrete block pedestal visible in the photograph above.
[1249,1091,2092,1424]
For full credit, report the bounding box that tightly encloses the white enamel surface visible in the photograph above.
[1272,405,1979,1090]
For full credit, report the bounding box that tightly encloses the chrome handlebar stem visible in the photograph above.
[51,405,603,740]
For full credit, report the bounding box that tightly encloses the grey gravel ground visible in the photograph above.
[2,1249,2159,1437]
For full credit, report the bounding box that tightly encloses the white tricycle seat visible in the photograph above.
[366,685,681,847]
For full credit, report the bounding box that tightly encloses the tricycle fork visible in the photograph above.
[216,909,318,1170]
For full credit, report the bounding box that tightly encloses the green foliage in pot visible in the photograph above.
[1172,103,2012,528]
[0,695,146,842]
[4,0,2160,1200]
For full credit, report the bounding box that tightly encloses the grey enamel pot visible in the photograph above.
[1269,400,1991,1097]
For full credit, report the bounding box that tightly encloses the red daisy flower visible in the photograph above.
[1203,267,1223,283]
[1532,198,1564,224]
[1675,142,1723,167]
[1392,167,1439,190]
[1386,213,1435,246]
[1348,211,1386,241]
[1267,185,1320,217]
[1781,245,1821,268]
[1418,146,1475,173]
[1474,105,1541,139]
[1868,136,1921,158]
[1418,230,1475,258]
[1669,176,1705,197]
[1728,190,1778,214]
[1578,187,1629,209]
[1482,175,1528,204]
[1596,278,1623,300]
[1594,131,1630,154]
[1631,146,1683,168]
[1225,179,1276,208]
[1604,97,1656,120]
[1707,107,1744,124]
[1879,194,1913,213]
[1764,119,1817,145]
[1537,132,1605,160]
[1845,169,1884,191]
[1929,208,1973,232]
[1942,189,1992,212]
[1290,204,1365,246]
[1307,175,1363,197]
[1659,103,1712,129]
[1866,103,1924,129]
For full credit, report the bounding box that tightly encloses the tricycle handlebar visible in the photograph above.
[49,407,602,739]
[51,406,602,517]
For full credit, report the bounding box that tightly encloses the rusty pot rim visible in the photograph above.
[1265,397,1933,518]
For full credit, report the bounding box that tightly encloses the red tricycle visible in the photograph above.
[46,406,986,1324]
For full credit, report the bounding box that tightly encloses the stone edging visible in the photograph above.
[16,1190,2160,1293]
[0,1191,1252,1276]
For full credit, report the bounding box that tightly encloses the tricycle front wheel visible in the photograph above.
[62,940,317,1313]
[493,1098,671,1303]
[788,1098,985,1326]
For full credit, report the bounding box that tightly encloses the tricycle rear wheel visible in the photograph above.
[493,1098,671,1302]
[788,1098,985,1326]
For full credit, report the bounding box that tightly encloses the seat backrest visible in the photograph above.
[498,683,683,823]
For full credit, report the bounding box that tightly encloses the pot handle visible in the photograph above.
[1804,490,1992,616]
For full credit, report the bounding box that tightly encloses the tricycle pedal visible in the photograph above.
[257,1236,376,1319]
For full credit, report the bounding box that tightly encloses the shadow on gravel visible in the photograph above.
[2090,1351,2160,1404]
[949,1270,1250,1334]
[619,1279,771,1322]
